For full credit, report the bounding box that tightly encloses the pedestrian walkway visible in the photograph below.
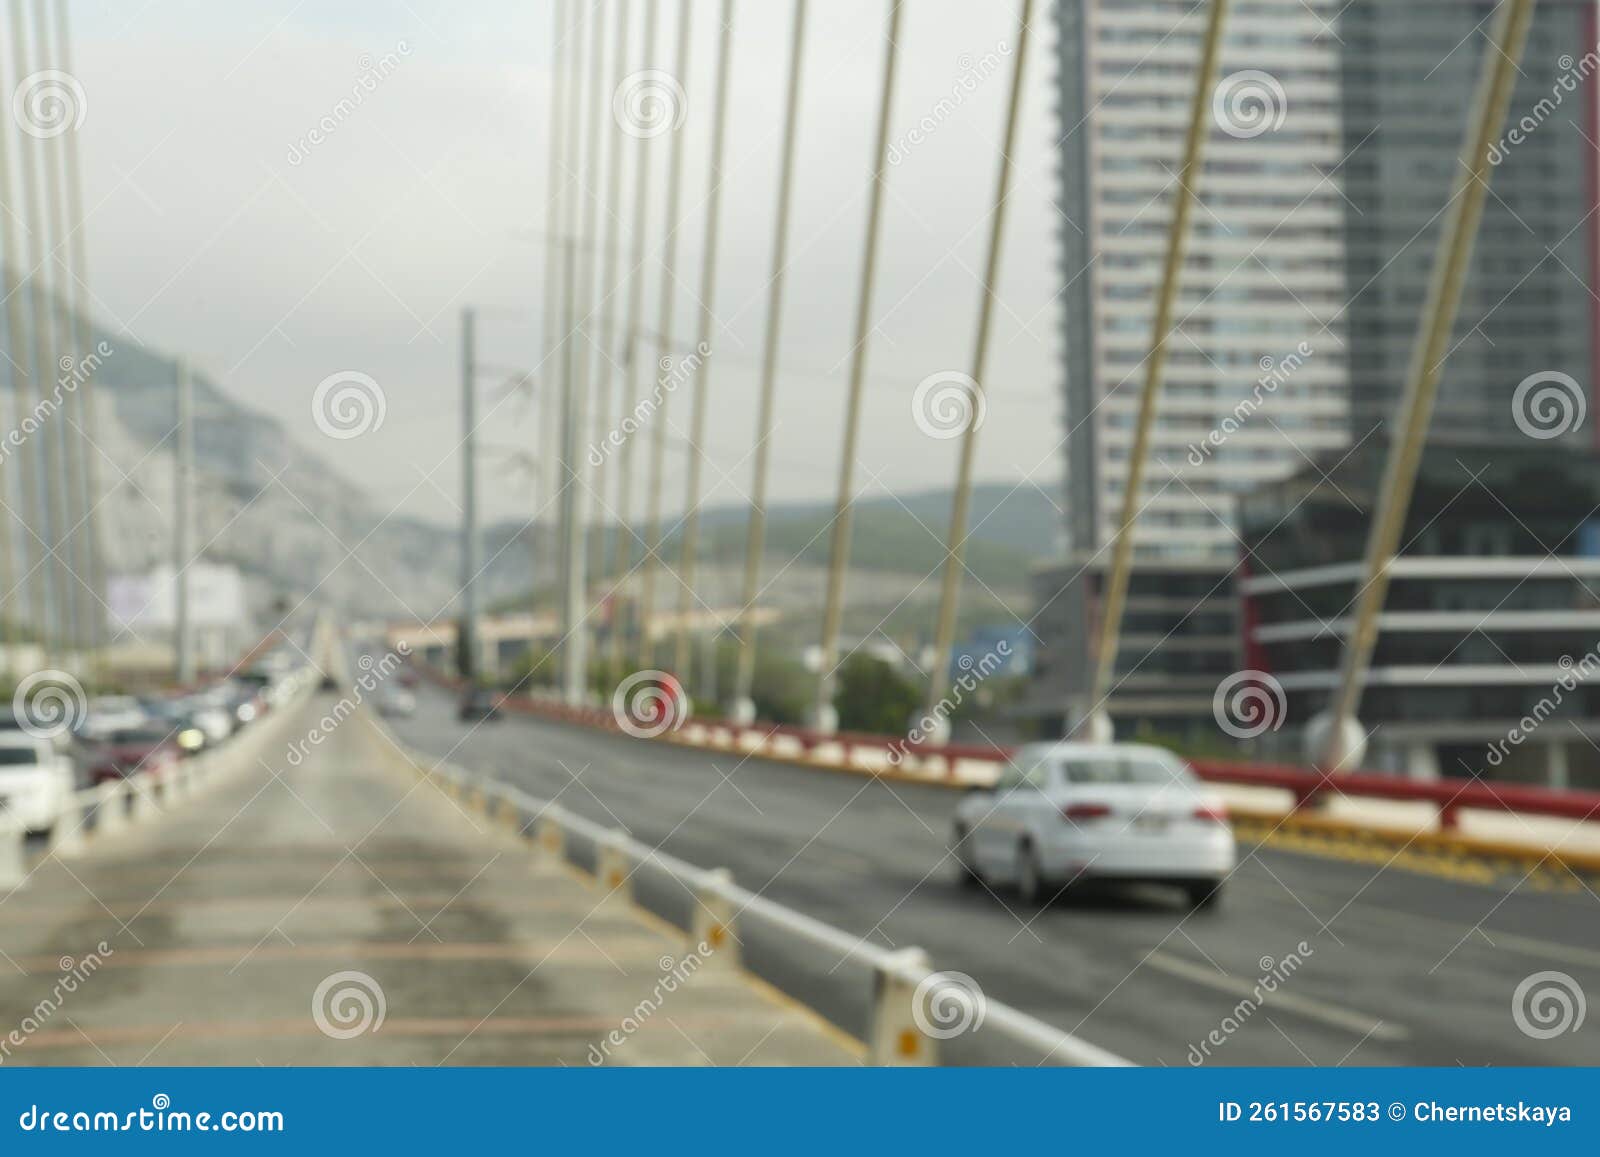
[0,696,860,1065]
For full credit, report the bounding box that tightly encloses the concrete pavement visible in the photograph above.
[0,695,860,1066]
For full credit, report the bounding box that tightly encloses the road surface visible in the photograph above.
[385,681,1600,1066]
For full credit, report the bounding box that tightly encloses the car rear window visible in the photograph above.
[108,729,172,746]
[0,745,44,765]
[1061,755,1188,786]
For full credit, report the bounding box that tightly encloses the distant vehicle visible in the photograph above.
[0,732,75,834]
[176,698,234,747]
[81,695,147,740]
[377,686,416,718]
[397,668,420,689]
[457,689,500,722]
[220,681,266,726]
[950,742,1234,909]
[138,700,207,754]
[85,726,182,786]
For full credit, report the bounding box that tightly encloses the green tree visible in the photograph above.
[833,652,920,735]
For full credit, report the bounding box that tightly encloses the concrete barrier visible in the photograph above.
[690,867,739,970]
[96,781,128,835]
[5,673,319,893]
[47,792,91,858]
[593,834,630,909]
[868,948,936,1066]
[0,821,26,891]
[129,776,159,823]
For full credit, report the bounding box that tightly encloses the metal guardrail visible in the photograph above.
[423,666,1600,834]
[1,745,218,889]
[392,736,1131,1068]
[0,676,318,891]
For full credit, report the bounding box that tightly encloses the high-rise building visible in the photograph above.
[1338,0,1599,445]
[1054,0,1352,562]
[1033,0,1599,743]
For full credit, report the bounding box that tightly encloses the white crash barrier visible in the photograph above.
[95,780,128,835]
[401,743,1133,1068]
[0,677,319,894]
[690,867,739,970]
[47,790,94,858]
[0,821,25,890]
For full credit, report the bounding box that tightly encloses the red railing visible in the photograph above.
[1185,758,1600,830]
[417,664,1600,832]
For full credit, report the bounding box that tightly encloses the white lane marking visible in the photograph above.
[1146,951,1409,1041]
[1235,878,1600,970]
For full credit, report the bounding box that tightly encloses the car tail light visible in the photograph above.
[1060,802,1112,822]
[1192,803,1228,823]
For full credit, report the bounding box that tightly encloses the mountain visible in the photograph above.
[6,304,478,625]
[7,293,1064,628]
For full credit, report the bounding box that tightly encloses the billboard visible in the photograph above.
[107,562,248,631]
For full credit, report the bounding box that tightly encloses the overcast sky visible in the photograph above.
[70,0,1064,528]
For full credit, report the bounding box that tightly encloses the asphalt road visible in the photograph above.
[383,681,1600,1067]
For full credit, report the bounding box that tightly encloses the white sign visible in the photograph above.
[107,563,247,630]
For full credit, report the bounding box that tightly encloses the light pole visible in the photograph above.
[920,0,1034,739]
[1083,0,1230,742]
[558,238,589,704]
[52,0,108,681]
[671,0,735,691]
[603,0,661,677]
[174,357,194,685]
[811,0,905,734]
[460,308,480,683]
[1310,0,1538,772]
[634,0,692,675]
[728,0,808,725]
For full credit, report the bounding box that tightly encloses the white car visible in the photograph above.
[951,742,1235,908]
[184,701,235,747]
[0,732,75,835]
[83,695,147,740]
[376,686,416,718]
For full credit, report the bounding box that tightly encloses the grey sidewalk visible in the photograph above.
[0,696,860,1066]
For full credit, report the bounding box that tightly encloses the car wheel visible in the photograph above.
[1186,881,1222,910]
[951,825,980,887]
[1016,841,1044,904]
